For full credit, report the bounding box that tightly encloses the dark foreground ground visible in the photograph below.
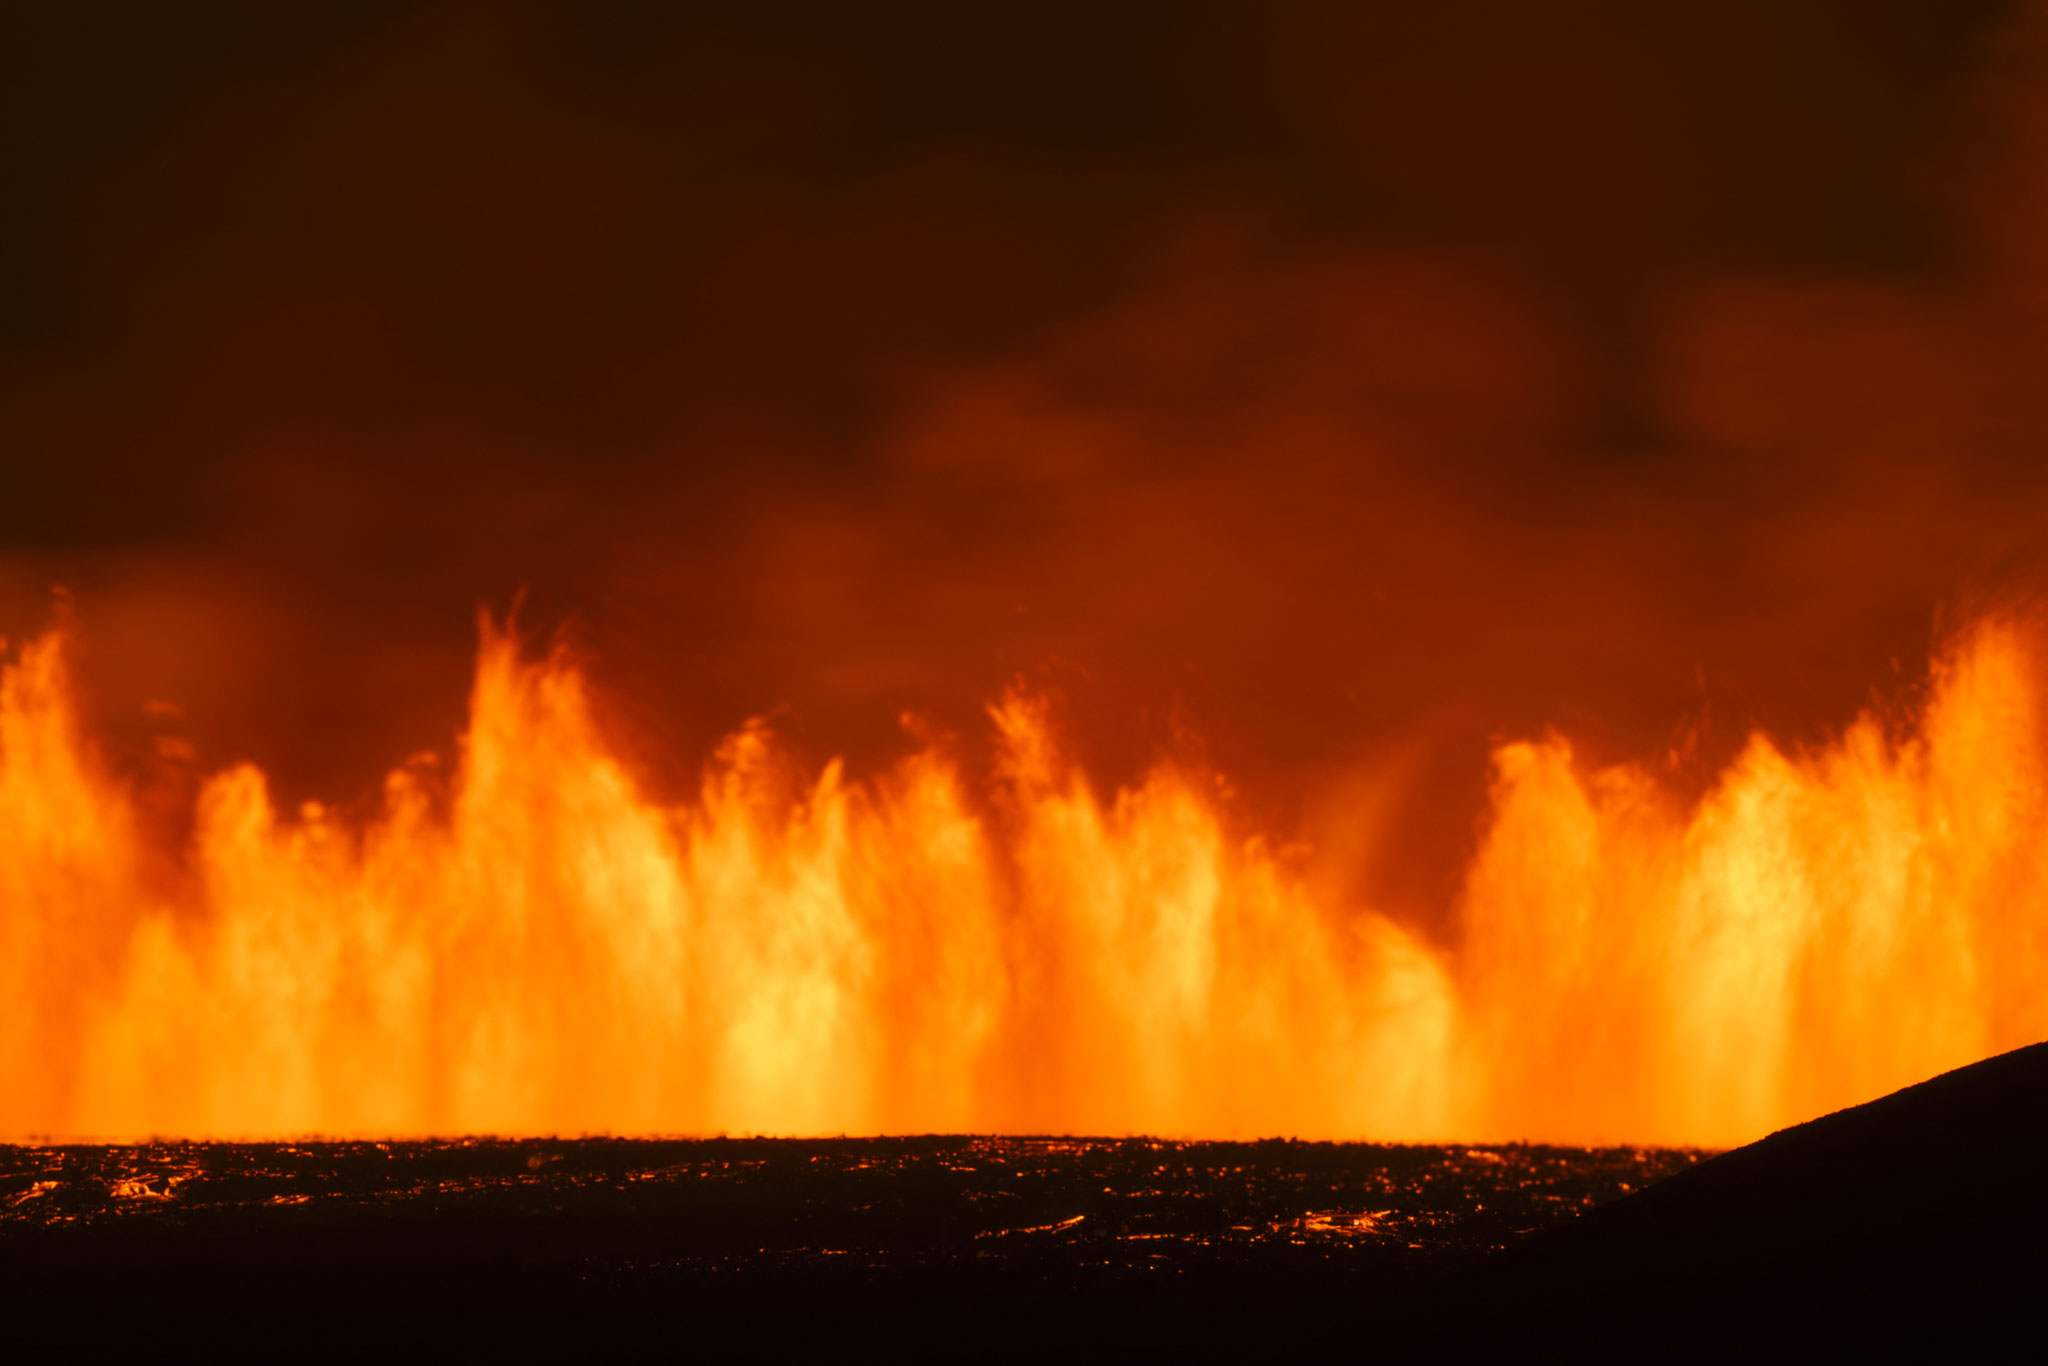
[6,1045,2047,1359]
[0,1133,1692,1356]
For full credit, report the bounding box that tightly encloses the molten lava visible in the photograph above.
[4,615,2045,1146]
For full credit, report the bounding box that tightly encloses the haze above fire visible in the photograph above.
[4,0,2046,922]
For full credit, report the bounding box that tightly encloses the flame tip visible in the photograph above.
[5,612,2046,1146]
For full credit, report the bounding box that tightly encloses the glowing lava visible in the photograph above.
[4,615,2045,1145]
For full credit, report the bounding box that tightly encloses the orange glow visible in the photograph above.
[1459,617,2048,1146]
[4,615,2046,1145]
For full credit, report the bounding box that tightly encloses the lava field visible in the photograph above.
[0,1135,1699,1355]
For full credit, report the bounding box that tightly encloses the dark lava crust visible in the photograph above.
[7,1042,2048,1359]
[1,1135,1688,1357]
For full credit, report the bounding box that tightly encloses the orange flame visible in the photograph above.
[1459,618,2048,1145]
[4,615,2045,1144]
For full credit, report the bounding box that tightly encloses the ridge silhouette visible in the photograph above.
[1457,1040,2048,1356]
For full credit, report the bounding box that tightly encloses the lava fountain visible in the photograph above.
[4,613,2046,1146]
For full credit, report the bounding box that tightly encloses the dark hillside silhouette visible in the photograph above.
[1461,1040,2048,1356]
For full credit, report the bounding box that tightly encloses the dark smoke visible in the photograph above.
[3,0,2043,928]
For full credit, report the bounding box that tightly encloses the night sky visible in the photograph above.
[4,0,2042,921]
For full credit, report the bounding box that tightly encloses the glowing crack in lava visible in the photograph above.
[3,615,2046,1146]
